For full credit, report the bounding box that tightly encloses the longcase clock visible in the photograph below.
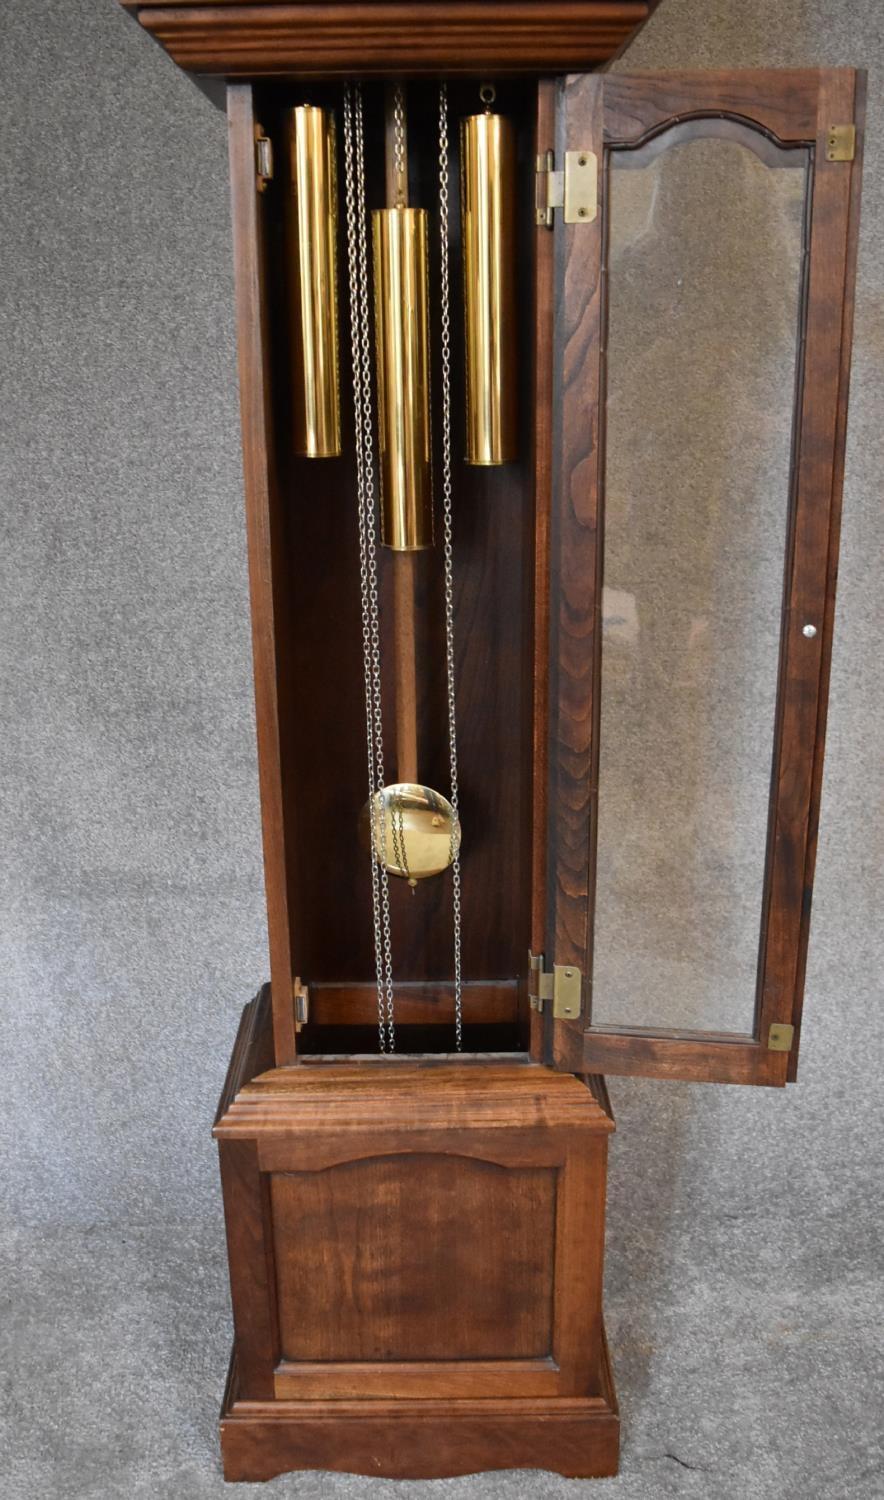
[118,0,864,1481]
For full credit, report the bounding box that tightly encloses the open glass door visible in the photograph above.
[544,69,864,1085]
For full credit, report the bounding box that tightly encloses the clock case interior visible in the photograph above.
[254,79,542,1059]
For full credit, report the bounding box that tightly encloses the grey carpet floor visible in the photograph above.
[2,1,884,1496]
[4,1185,881,1500]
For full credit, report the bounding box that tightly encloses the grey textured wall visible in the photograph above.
[1,2,881,1497]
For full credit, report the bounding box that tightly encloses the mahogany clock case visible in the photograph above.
[106,3,866,1484]
[212,61,864,1482]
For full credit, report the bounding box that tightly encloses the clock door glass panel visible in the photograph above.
[548,69,863,1083]
[592,126,809,1033]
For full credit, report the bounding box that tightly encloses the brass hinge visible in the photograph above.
[293,976,309,1031]
[826,123,856,162]
[535,149,597,228]
[255,126,274,192]
[768,1022,794,1052]
[528,951,553,1010]
[528,951,582,1020]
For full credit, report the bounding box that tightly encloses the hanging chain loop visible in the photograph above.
[344,84,396,1052]
[438,81,464,1051]
[393,83,407,206]
[356,86,397,1052]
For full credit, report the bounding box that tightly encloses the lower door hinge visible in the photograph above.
[528,951,582,1020]
[293,976,309,1032]
[536,148,597,228]
[767,1022,794,1052]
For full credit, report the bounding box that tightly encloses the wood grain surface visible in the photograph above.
[214,1040,613,1412]
[220,1339,620,1479]
[129,3,655,77]
[228,87,299,1064]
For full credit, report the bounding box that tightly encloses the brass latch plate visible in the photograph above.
[528,953,582,1020]
[768,1022,794,1052]
[536,149,597,228]
[826,123,856,162]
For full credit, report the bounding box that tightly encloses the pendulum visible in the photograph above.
[342,81,465,1052]
[367,82,461,890]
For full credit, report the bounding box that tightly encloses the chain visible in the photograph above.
[390,791,411,885]
[393,84,407,205]
[438,81,463,1051]
[343,85,386,1052]
[344,84,396,1053]
[356,87,397,1053]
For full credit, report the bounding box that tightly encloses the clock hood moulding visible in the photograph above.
[119,1,662,78]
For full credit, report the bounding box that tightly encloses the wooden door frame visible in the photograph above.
[545,69,865,1086]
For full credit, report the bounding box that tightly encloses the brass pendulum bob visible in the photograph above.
[366,84,461,887]
[369,783,462,886]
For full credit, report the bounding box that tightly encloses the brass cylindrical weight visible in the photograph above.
[285,105,341,458]
[372,207,433,550]
[460,111,517,465]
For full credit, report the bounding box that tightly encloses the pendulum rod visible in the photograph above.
[392,557,419,785]
[438,81,464,1049]
[388,84,418,786]
[343,83,396,1052]
[385,82,420,788]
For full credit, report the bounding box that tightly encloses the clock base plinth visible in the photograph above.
[219,1339,619,1482]
[214,988,617,1483]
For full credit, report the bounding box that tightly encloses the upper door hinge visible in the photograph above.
[536,148,597,229]
[293,976,309,1031]
[528,952,582,1020]
[826,123,856,162]
[255,127,274,192]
